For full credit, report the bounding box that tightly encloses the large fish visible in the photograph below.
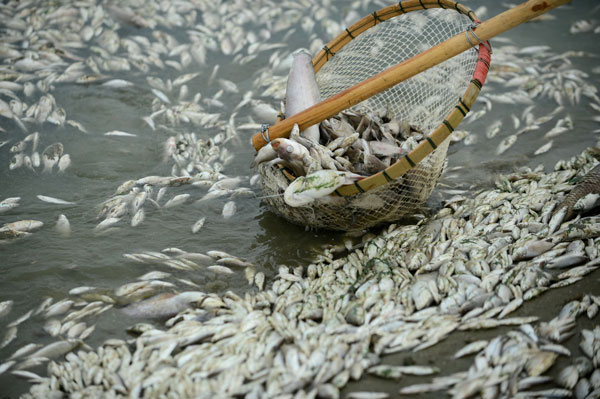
[285,50,321,144]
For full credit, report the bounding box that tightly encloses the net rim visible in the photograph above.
[273,0,492,196]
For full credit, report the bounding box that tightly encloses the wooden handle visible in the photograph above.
[251,0,570,151]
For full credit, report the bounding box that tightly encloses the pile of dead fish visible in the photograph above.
[255,109,422,178]
[253,49,427,208]
[10,146,598,398]
[399,294,600,398]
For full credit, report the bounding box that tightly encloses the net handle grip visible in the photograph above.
[251,0,570,151]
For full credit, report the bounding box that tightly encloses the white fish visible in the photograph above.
[37,195,76,205]
[95,217,121,231]
[28,340,79,360]
[102,79,134,88]
[534,140,553,155]
[284,170,362,207]
[58,154,71,172]
[121,292,205,319]
[163,193,190,208]
[544,126,569,139]
[222,201,236,219]
[285,49,321,143]
[252,142,278,166]
[55,214,71,237]
[191,217,206,233]
[131,208,145,227]
[0,300,13,319]
[31,152,40,168]
[0,197,20,214]
[104,130,137,137]
[151,88,170,103]
[208,265,234,275]
[486,120,502,139]
[496,134,518,155]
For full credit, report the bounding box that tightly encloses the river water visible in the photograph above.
[0,0,598,397]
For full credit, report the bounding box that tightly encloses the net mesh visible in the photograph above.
[259,8,479,231]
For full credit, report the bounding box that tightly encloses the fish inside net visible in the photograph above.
[259,7,479,231]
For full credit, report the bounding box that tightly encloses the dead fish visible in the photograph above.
[222,201,236,219]
[191,217,206,233]
[0,220,44,235]
[42,143,64,173]
[207,265,234,275]
[57,154,71,172]
[104,130,137,137]
[534,140,553,155]
[163,193,190,208]
[37,195,76,205]
[486,120,502,139]
[131,208,145,227]
[28,340,80,360]
[285,49,321,143]
[552,164,600,222]
[496,134,518,155]
[121,292,205,319]
[55,214,71,237]
[0,301,14,319]
[0,197,20,214]
[0,327,17,349]
[95,217,121,231]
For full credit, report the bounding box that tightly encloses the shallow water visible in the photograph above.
[0,0,599,397]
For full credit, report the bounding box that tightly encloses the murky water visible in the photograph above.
[0,0,599,397]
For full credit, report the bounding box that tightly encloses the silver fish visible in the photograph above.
[285,49,321,144]
[37,195,76,205]
[55,214,71,237]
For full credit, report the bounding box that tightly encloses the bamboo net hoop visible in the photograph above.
[255,0,567,230]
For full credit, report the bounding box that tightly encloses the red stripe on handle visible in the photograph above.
[473,42,491,86]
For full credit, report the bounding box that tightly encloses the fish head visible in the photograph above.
[271,138,294,159]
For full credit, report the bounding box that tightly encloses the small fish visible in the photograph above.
[0,300,14,319]
[191,217,206,233]
[0,197,20,214]
[163,193,190,208]
[37,195,76,205]
[55,214,71,237]
[42,143,64,173]
[534,140,553,155]
[486,120,502,139]
[95,217,121,231]
[131,208,145,227]
[222,201,236,219]
[102,79,134,88]
[495,134,518,155]
[208,265,234,275]
[104,130,137,137]
[151,88,170,103]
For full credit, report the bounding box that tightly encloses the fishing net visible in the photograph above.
[258,1,490,231]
